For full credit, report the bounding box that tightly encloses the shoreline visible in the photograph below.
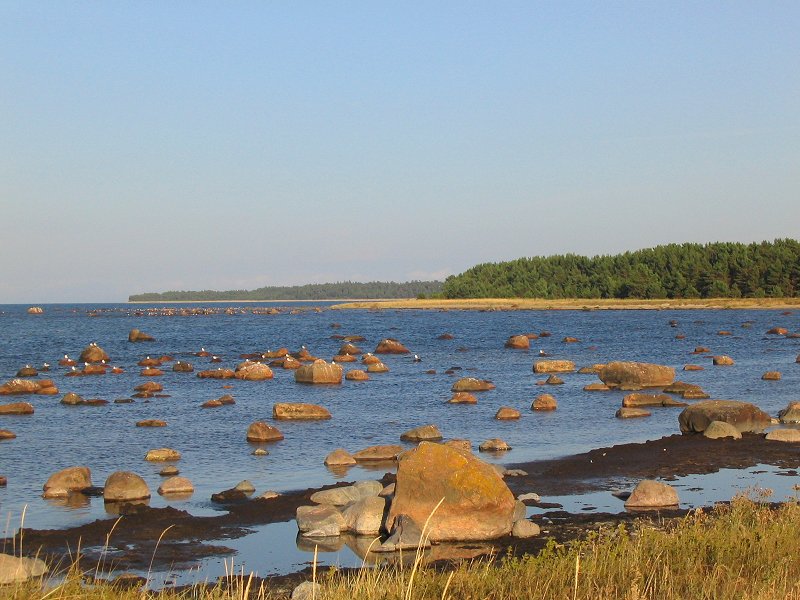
[10,433,798,575]
[331,297,800,311]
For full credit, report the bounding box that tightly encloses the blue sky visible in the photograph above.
[1,2,798,302]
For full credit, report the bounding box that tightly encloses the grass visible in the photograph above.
[3,495,800,599]
[331,297,800,311]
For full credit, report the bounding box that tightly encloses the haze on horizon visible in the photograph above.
[1,2,798,303]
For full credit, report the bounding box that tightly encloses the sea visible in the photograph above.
[0,302,798,582]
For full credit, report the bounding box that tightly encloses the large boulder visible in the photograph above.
[765,429,800,443]
[451,377,495,392]
[273,403,332,420]
[310,481,382,506]
[234,361,274,381]
[678,400,772,434]
[599,362,675,388]
[374,338,410,354]
[42,466,92,498]
[79,343,110,363]
[128,329,154,342]
[246,421,284,442]
[157,476,194,496]
[0,553,48,584]
[386,442,515,541]
[104,471,150,502]
[532,394,557,411]
[294,360,342,384]
[624,480,679,509]
[533,360,575,374]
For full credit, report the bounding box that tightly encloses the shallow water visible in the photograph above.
[0,303,798,578]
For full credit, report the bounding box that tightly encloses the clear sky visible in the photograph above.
[1,2,798,302]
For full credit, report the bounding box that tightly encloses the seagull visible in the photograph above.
[413,354,421,362]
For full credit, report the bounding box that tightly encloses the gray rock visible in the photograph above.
[765,428,800,443]
[296,505,345,537]
[342,496,387,535]
[0,553,48,584]
[703,421,742,440]
[624,480,679,509]
[291,581,322,600]
[374,514,429,552]
[511,519,541,538]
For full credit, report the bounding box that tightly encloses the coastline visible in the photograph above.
[331,297,800,311]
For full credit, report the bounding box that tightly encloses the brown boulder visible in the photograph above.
[616,407,651,419]
[16,366,37,377]
[583,383,611,391]
[678,400,771,434]
[386,442,515,541]
[448,392,477,404]
[136,419,167,427]
[712,355,734,366]
[79,344,110,363]
[246,421,284,442]
[172,361,194,372]
[778,402,800,424]
[234,361,274,381]
[134,381,163,393]
[532,394,557,411]
[451,377,495,392]
[338,342,362,355]
[375,338,410,354]
[478,438,511,452]
[42,466,92,498]
[505,335,530,349]
[624,480,679,509]
[495,406,521,420]
[197,369,235,379]
[324,448,357,466]
[533,360,575,374]
[0,378,57,395]
[366,362,389,373]
[294,360,342,384]
[352,444,403,463]
[145,448,181,461]
[599,362,675,388]
[273,402,332,420]
[761,371,781,381]
[104,471,150,502]
[332,354,357,363]
[27,306,44,314]
[622,393,687,408]
[683,364,704,371]
[0,402,34,415]
[765,429,800,443]
[361,354,381,365]
[0,429,16,440]
[128,329,154,342]
[158,476,194,496]
[767,327,788,335]
[345,369,369,381]
[400,424,443,441]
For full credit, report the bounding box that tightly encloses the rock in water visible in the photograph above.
[532,360,575,374]
[79,344,110,363]
[374,338,410,354]
[678,400,771,434]
[451,377,496,392]
[624,480,679,509]
[42,466,92,498]
[273,403,332,420]
[128,329,155,342]
[104,471,150,502]
[386,441,515,541]
[294,360,342,384]
[400,424,443,441]
[599,361,675,388]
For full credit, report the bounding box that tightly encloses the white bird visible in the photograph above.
[413,354,421,362]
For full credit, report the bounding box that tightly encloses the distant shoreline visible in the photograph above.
[331,297,800,311]
[126,298,401,304]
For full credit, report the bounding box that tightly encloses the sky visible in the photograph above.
[1,2,798,302]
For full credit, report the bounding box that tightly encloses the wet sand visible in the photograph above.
[9,433,799,578]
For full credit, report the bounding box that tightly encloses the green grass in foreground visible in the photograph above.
[4,495,800,600]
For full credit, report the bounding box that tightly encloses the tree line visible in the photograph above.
[129,280,445,302]
[442,239,800,299]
